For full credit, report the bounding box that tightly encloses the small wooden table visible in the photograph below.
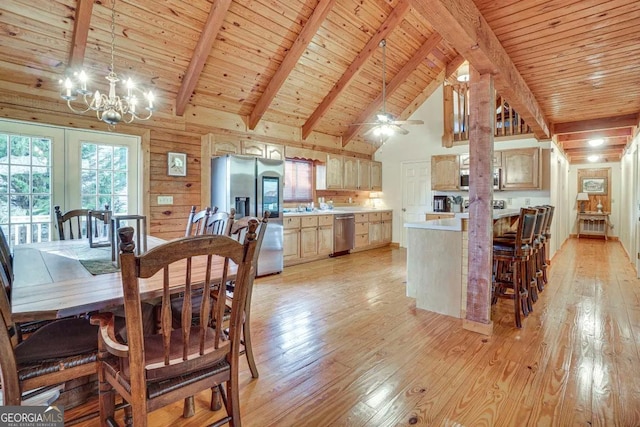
[577,211,609,240]
[11,238,234,322]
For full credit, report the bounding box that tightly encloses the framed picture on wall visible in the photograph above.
[167,152,187,177]
[580,177,607,195]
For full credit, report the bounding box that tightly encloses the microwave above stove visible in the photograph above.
[460,169,501,191]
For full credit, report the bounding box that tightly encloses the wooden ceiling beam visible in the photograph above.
[552,113,640,135]
[68,0,94,69]
[409,0,550,139]
[175,0,232,117]
[561,136,629,150]
[342,33,442,147]
[301,0,411,140]
[556,128,632,142]
[248,0,335,130]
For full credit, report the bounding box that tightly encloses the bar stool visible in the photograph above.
[542,205,555,284]
[111,214,147,266]
[532,206,549,295]
[492,207,538,328]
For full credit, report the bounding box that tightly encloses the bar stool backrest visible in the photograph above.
[519,208,538,253]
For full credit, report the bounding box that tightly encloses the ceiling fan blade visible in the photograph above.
[392,125,410,135]
[392,119,424,125]
[350,121,378,126]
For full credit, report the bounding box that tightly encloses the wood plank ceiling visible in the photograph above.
[1,0,639,163]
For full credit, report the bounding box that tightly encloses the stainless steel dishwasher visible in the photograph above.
[332,213,355,256]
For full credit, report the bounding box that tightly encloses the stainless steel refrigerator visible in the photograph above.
[210,154,283,276]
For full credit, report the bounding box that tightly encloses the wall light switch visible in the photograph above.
[157,195,173,205]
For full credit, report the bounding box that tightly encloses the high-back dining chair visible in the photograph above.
[204,208,235,236]
[55,205,90,240]
[184,206,214,237]
[0,265,99,422]
[223,211,269,379]
[92,223,259,427]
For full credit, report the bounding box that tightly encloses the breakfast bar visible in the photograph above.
[404,209,520,319]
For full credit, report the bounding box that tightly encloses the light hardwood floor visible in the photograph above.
[70,238,640,426]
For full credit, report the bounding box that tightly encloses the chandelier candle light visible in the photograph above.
[59,0,154,126]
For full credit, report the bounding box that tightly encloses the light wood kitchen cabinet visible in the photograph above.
[242,140,284,160]
[368,212,382,245]
[460,152,502,169]
[343,157,358,190]
[501,147,541,190]
[431,155,460,190]
[317,215,333,255]
[354,213,369,249]
[426,213,456,221]
[370,161,382,190]
[357,159,371,190]
[382,211,392,243]
[212,140,241,155]
[283,216,301,262]
[326,154,343,189]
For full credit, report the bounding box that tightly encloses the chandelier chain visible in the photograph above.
[109,0,116,74]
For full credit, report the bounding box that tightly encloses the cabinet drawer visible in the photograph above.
[300,216,318,228]
[368,212,381,222]
[318,214,333,227]
[355,233,369,248]
[355,213,368,223]
[284,216,301,229]
[355,222,368,234]
[381,211,392,221]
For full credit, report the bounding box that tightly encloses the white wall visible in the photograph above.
[375,85,554,247]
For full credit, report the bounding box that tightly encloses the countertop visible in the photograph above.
[405,208,520,231]
[283,207,392,216]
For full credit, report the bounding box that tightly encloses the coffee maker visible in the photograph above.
[433,195,448,212]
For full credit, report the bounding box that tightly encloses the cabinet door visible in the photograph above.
[343,157,358,190]
[300,227,318,258]
[501,147,540,190]
[431,155,460,190]
[213,140,241,155]
[283,229,300,261]
[357,160,371,190]
[382,220,392,243]
[265,143,284,160]
[326,154,343,189]
[368,222,382,244]
[370,161,382,190]
[317,226,333,255]
[242,141,266,157]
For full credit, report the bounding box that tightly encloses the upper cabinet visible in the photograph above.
[431,155,460,191]
[370,161,382,190]
[459,152,502,169]
[501,147,541,190]
[318,155,382,191]
[241,140,284,160]
[212,140,241,156]
[326,154,343,189]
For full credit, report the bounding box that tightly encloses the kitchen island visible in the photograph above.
[404,209,519,319]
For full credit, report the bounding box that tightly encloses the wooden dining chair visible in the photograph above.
[55,205,90,240]
[222,211,269,379]
[184,206,214,237]
[204,208,235,236]
[0,227,13,298]
[92,223,259,427]
[0,265,99,421]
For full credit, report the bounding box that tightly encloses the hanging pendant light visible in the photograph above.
[59,0,155,127]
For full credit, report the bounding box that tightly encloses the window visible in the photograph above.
[284,159,312,202]
[0,119,140,245]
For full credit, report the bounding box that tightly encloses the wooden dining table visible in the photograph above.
[11,237,236,323]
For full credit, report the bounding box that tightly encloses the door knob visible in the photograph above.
[402,208,406,212]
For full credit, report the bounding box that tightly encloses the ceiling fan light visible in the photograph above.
[588,138,604,147]
[456,62,470,82]
[588,154,600,162]
[377,113,391,123]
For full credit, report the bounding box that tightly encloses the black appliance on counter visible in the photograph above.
[433,195,449,212]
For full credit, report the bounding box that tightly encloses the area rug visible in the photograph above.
[79,258,120,275]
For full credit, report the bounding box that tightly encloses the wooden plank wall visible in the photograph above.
[577,167,612,213]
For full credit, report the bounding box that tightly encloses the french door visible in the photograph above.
[0,119,140,246]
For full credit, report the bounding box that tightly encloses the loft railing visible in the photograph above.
[442,83,532,146]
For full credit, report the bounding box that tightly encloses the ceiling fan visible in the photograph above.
[356,39,424,138]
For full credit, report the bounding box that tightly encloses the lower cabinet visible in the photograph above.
[284,211,392,266]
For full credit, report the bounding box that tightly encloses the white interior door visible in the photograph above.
[401,161,430,247]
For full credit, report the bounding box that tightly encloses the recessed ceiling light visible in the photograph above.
[588,155,600,162]
[588,138,604,147]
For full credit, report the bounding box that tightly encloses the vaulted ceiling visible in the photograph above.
[1,0,639,163]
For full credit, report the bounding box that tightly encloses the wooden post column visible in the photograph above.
[464,69,494,335]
